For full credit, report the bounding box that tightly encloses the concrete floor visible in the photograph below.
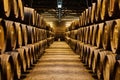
[22,42,95,80]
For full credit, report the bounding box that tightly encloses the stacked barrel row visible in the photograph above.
[65,0,120,79]
[0,1,55,80]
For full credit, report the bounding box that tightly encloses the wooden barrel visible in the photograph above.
[18,0,24,21]
[80,43,84,59]
[85,45,91,65]
[92,24,99,46]
[103,53,116,80]
[5,20,16,51]
[30,44,37,63]
[6,51,21,79]
[95,0,102,21]
[27,45,34,65]
[88,7,92,24]
[85,8,89,25]
[96,51,111,80]
[85,27,90,44]
[102,20,114,50]
[100,0,109,20]
[91,3,96,23]
[110,19,120,54]
[119,0,120,10]
[21,24,28,46]
[22,47,31,69]
[96,23,105,48]
[14,22,22,48]
[88,25,94,44]
[91,49,103,73]
[24,7,36,25]
[88,46,98,68]
[0,19,6,53]
[108,0,119,18]
[0,0,11,17]
[114,60,120,80]
[16,48,27,72]
[10,0,19,18]
[0,54,14,80]
[27,26,34,44]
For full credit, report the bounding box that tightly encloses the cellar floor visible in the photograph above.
[22,42,95,80]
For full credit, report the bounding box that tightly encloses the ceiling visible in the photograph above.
[23,0,96,28]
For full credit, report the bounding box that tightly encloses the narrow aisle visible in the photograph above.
[23,42,94,80]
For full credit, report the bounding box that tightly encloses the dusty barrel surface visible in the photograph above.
[0,54,14,80]
[114,60,120,80]
[103,53,116,80]
[21,24,28,46]
[24,7,36,25]
[100,0,109,20]
[96,23,105,48]
[14,22,22,48]
[16,48,27,72]
[108,0,119,18]
[6,51,21,79]
[0,0,12,17]
[102,20,114,50]
[110,19,120,54]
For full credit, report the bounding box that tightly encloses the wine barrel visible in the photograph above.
[18,0,24,21]
[10,0,19,19]
[21,24,28,46]
[16,48,27,72]
[102,20,114,50]
[85,27,90,44]
[0,19,6,53]
[88,7,92,24]
[0,54,14,80]
[14,22,22,48]
[92,24,99,46]
[91,3,96,23]
[27,45,34,65]
[119,0,120,10]
[24,7,36,25]
[114,60,120,80]
[88,25,94,44]
[96,23,105,48]
[0,0,11,17]
[101,0,109,20]
[91,49,103,73]
[85,45,91,65]
[30,44,37,63]
[103,53,116,80]
[85,8,89,25]
[96,51,111,80]
[110,19,120,54]
[108,0,119,18]
[88,46,98,68]
[6,51,21,79]
[22,47,31,69]
[5,20,16,51]
[27,26,34,44]
[95,0,102,21]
